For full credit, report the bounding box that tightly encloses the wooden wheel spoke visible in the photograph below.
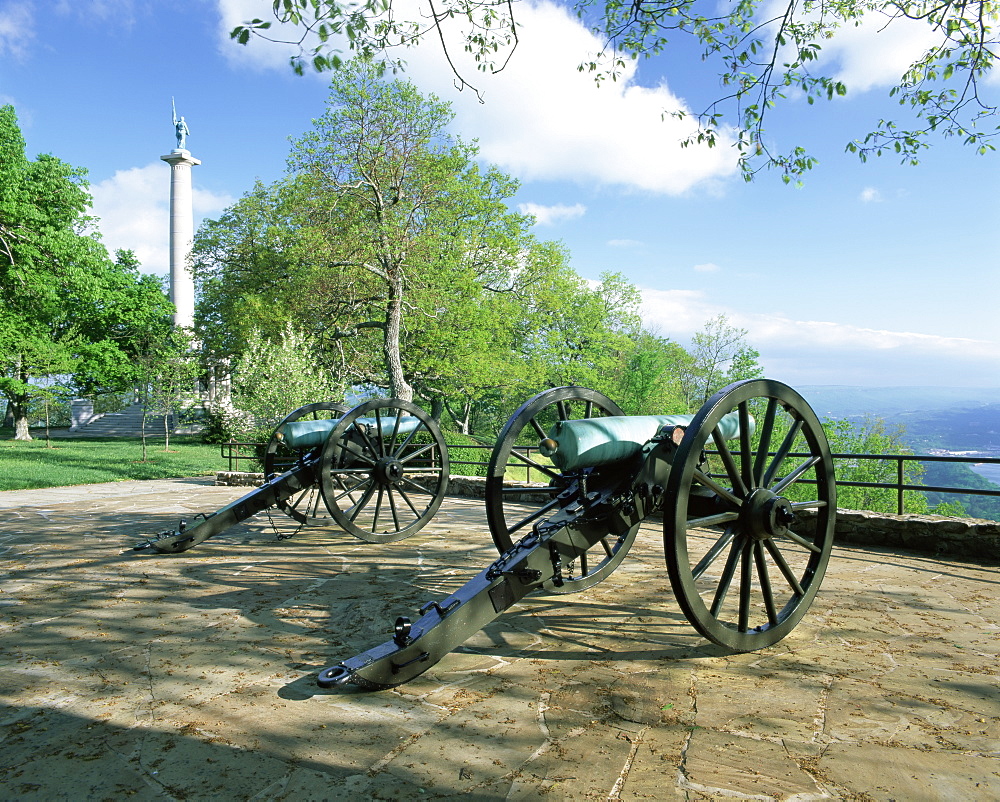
[370,485,385,532]
[393,485,423,518]
[347,481,378,522]
[791,499,826,511]
[710,535,745,617]
[778,527,823,554]
[528,415,547,440]
[341,448,377,469]
[371,409,387,457]
[711,431,748,498]
[398,441,436,464]
[287,489,311,515]
[738,401,754,491]
[772,455,821,495]
[332,471,367,501]
[556,400,568,421]
[386,485,402,532]
[754,541,778,627]
[507,448,561,480]
[752,398,778,486]
[397,474,436,495]
[763,539,805,595]
[354,424,381,461]
[692,526,736,580]
[692,468,743,508]
[762,420,802,488]
[584,400,594,418]
[382,410,405,454]
[687,511,740,529]
[579,550,589,577]
[739,538,753,632]
[600,537,613,557]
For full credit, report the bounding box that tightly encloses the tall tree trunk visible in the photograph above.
[430,396,444,422]
[444,399,472,435]
[383,273,412,401]
[11,396,31,441]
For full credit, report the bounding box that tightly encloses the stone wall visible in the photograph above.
[820,508,1000,562]
[215,472,999,562]
[216,471,265,487]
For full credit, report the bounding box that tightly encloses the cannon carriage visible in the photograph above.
[133,398,450,553]
[318,379,836,690]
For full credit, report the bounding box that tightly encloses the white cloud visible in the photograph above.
[0,1,35,59]
[639,286,1000,386]
[215,0,741,194]
[518,202,586,226]
[608,239,643,248]
[757,0,941,95]
[90,163,234,276]
[860,187,882,203]
[216,0,330,74]
[819,13,940,93]
[693,262,721,273]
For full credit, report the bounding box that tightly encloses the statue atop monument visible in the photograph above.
[171,98,190,151]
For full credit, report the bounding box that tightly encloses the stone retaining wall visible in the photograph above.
[215,471,999,562]
[821,508,999,561]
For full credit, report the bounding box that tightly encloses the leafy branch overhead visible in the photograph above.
[233,0,998,181]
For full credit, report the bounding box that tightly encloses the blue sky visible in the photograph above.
[2,0,998,389]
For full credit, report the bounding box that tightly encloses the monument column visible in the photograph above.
[161,106,198,330]
[160,148,200,330]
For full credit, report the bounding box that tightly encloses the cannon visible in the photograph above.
[317,379,836,690]
[132,398,450,553]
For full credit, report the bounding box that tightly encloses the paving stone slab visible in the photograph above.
[1,479,999,800]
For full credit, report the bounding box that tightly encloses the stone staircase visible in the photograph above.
[67,403,176,438]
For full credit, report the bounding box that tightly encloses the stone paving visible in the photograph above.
[1,478,999,800]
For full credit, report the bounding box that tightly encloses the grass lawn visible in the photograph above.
[0,433,237,491]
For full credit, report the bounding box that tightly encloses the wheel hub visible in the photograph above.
[741,487,795,540]
[374,457,405,485]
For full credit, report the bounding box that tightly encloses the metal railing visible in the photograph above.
[220,441,263,473]
[220,440,1000,516]
[822,452,1000,515]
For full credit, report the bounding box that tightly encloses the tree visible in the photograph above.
[686,314,764,405]
[136,328,200,457]
[233,0,999,181]
[194,62,547,411]
[211,325,341,444]
[614,330,693,415]
[287,61,521,400]
[823,415,931,514]
[0,106,172,440]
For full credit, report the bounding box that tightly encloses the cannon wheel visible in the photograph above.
[664,379,836,651]
[264,401,350,526]
[318,399,450,543]
[486,386,635,594]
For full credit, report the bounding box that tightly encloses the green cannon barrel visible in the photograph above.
[540,412,748,471]
[278,415,422,450]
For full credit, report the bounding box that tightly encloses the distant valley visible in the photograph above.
[799,384,1000,455]
[798,385,1000,519]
